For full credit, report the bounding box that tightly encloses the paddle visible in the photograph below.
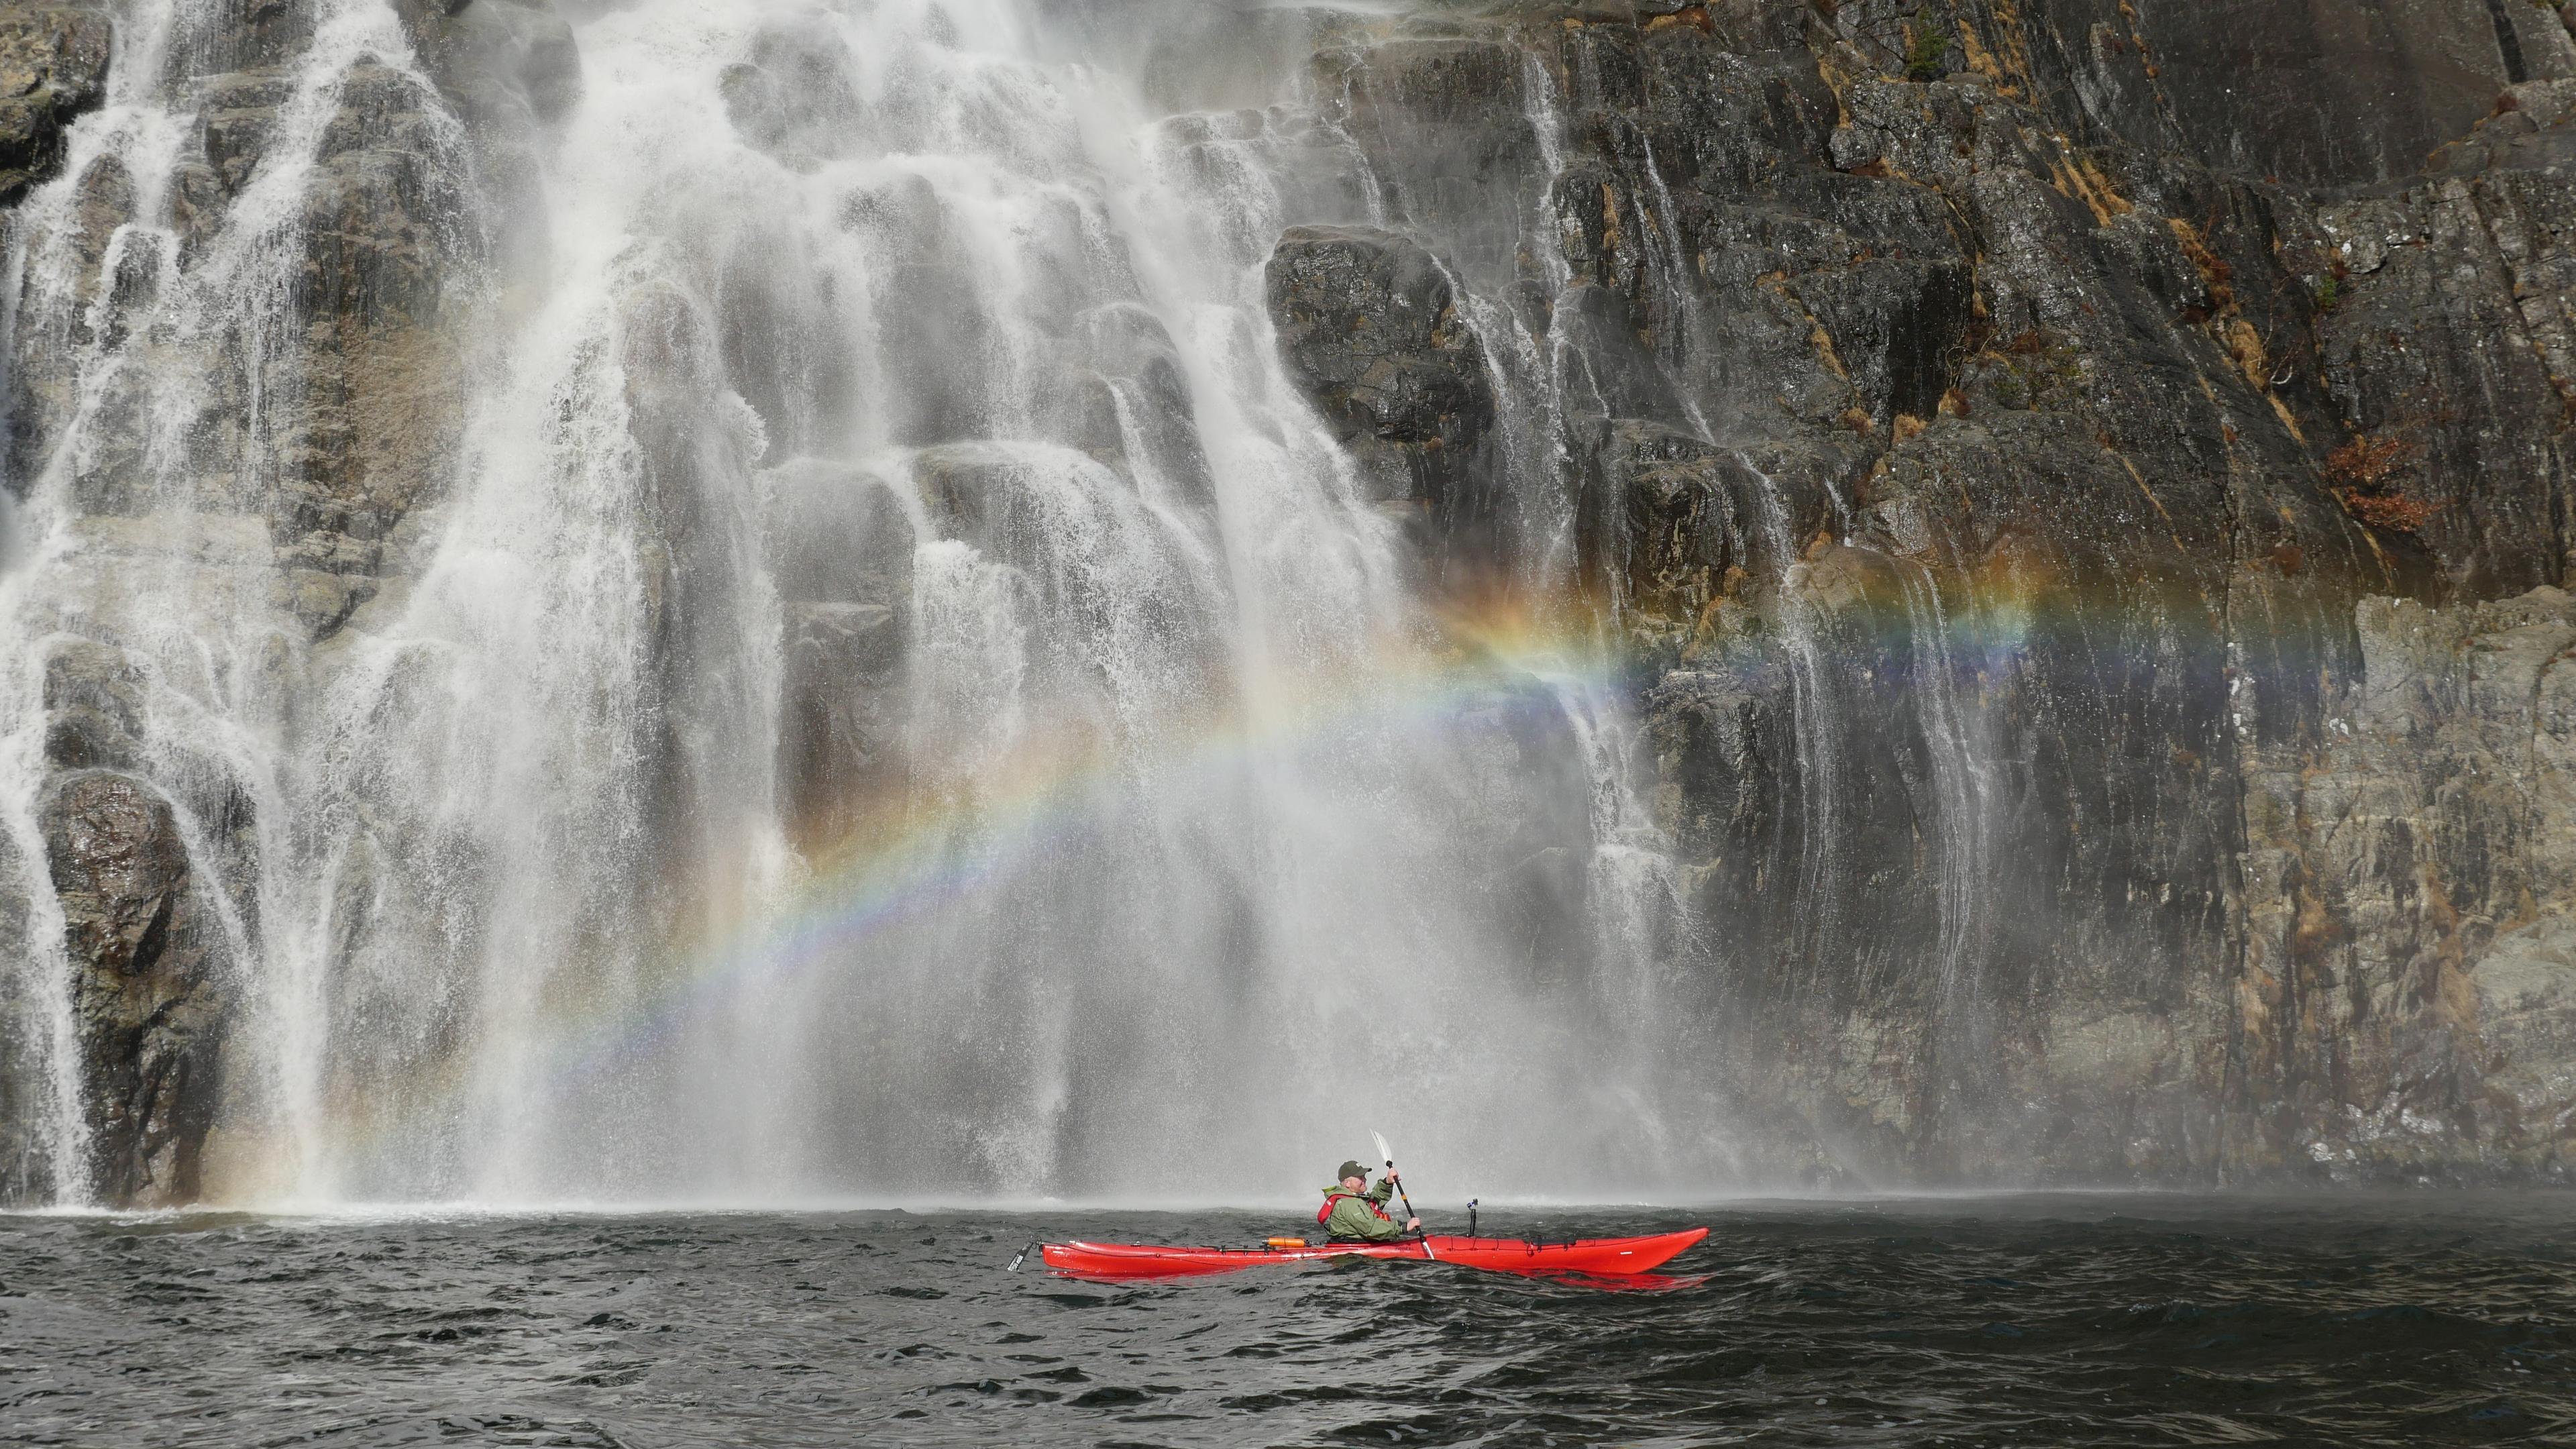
[1372,1130,1430,1258]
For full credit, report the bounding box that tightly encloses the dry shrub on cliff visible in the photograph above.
[2326,433,2418,488]
[2343,492,2439,533]
[2324,431,2436,534]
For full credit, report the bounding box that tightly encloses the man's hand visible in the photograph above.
[1405,1216,1423,1232]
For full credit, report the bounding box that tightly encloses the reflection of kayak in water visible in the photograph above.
[1039,1227,1709,1280]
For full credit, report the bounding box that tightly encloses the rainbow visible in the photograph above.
[279,540,2315,1195]
[580,601,1626,1070]
[288,594,1637,1188]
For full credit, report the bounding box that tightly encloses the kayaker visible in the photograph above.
[1320,1159,1422,1240]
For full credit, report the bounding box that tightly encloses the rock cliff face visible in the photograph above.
[1,0,2572,1202]
[1255,0,2576,1183]
[0,0,515,1204]
[0,6,106,203]
[2241,587,2576,1179]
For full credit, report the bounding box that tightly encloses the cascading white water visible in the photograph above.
[1896,556,1996,1028]
[0,0,1725,1205]
[1737,452,1845,963]
[0,0,478,1203]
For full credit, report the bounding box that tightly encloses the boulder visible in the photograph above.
[1265,224,1498,548]
[40,771,228,1208]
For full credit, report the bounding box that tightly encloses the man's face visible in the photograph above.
[1342,1175,1365,1192]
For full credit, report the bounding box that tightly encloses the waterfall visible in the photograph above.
[0,0,478,1203]
[0,0,1711,1206]
[1896,557,1996,1034]
[1739,452,1845,967]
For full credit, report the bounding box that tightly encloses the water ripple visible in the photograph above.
[0,1195,2570,1446]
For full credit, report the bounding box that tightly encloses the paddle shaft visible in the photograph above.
[1381,1157,1419,1232]
[1370,1132,1429,1256]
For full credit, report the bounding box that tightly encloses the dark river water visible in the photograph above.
[1,1194,2569,1446]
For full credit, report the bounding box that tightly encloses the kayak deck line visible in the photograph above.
[1037,1227,1709,1279]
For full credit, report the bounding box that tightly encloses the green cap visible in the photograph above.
[1336,1160,1370,1182]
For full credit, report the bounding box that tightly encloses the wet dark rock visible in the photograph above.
[264,56,478,639]
[1071,304,1218,511]
[719,13,863,166]
[40,772,228,1208]
[303,60,468,327]
[1297,2,2575,1183]
[396,0,580,131]
[617,282,780,849]
[0,828,46,1201]
[2292,80,2576,602]
[780,602,908,850]
[910,443,1126,571]
[176,0,320,77]
[1986,0,2576,189]
[1795,257,1977,423]
[39,628,270,996]
[0,24,476,633]
[1314,37,1546,278]
[1265,224,1497,545]
[195,68,294,201]
[388,0,575,309]
[843,172,996,447]
[42,637,146,772]
[1574,420,1856,664]
[60,150,129,317]
[0,5,109,203]
[763,458,913,608]
[763,458,916,847]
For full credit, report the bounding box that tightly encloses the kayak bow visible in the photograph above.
[1038,1228,1708,1279]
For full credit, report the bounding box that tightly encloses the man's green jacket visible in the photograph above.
[1318,1179,1405,1240]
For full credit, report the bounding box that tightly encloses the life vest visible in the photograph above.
[1318,1190,1389,1226]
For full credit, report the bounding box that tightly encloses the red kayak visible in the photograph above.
[1040,1228,1708,1279]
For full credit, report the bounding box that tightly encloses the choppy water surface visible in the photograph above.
[2,1194,2570,1446]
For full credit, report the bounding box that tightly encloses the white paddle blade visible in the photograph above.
[1371,1130,1395,1169]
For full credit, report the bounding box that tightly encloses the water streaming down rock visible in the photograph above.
[0,0,1715,1206]
[0,0,482,1204]
[5,1,2576,1206]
